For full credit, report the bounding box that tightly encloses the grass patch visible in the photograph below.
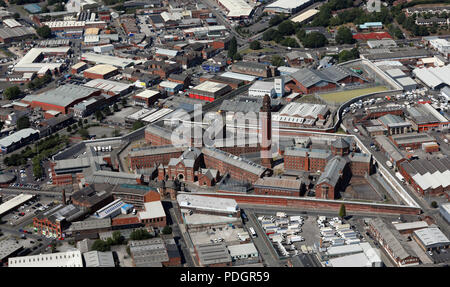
[319,86,388,104]
[239,47,274,55]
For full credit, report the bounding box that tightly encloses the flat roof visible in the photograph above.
[220,71,256,82]
[14,47,70,72]
[84,64,118,75]
[291,8,319,23]
[218,0,254,17]
[266,0,311,10]
[134,89,160,99]
[84,78,131,93]
[328,252,371,267]
[82,52,134,69]
[177,194,238,214]
[192,81,229,93]
[393,221,428,231]
[227,242,258,257]
[0,240,22,261]
[9,250,83,267]
[196,243,231,265]
[138,201,166,220]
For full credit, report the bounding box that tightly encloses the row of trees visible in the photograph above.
[396,12,430,36]
[4,86,22,101]
[27,74,52,90]
[338,48,360,63]
[227,37,242,61]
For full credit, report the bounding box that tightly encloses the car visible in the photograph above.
[427,251,433,256]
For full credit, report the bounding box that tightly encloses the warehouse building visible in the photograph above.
[216,0,254,19]
[377,114,412,135]
[13,47,71,73]
[390,132,436,149]
[137,201,166,228]
[8,250,83,267]
[231,62,272,78]
[128,238,180,267]
[413,65,450,90]
[0,128,40,154]
[194,243,232,267]
[67,218,112,241]
[81,53,134,69]
[406,104,449,131]
[374,135,405,166]
[83,64,119,80]
[83,251,115,267]
[188,81,231,102]
[440,203,450,223]
[265,0,312,14]
[367,218,419,267]
[254,177,305,197]
[0,26,35,43]
[133,90,161,108]
[413,227,450,252]
[71,61,88,74]
[227,243,259,261]
[83,79,133,96]
[0,194,35,217]
[0,240,23,265]
[273,102,330,128]
[248,81,276,98]
[398,157,450,196]
[22,84,101,114]
[33,204,87,238]
[393,221,429,235]
[177,194,239,218]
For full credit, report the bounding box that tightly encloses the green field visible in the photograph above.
[319,86,388,103]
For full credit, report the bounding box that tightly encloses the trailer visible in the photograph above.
[276,212,287,218]
[345,238,361,245]
[287,235,303,244]
[386,160,393,169]
[395,172,405,183]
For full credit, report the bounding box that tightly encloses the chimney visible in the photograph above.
[62,189,66,205]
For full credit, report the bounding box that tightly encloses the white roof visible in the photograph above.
[326,244,363,256]
[9,250,83,267]
[0,128,39,149]
[135,89,160,99]
[291,8,319,23]
[84,35,99,43]
[218,0,254,17]
[177,194,238,213]
[3,18,22,28]
[266,0,311,10]
[328,252,372,267]
[393,221,428,231]
[159,80,182,89]
[278,66,300,74]
[14,47,70,72]
[0,194,34,216]
[84,79,132,94]
[423,103,449,123]
[141,108,173,123]
[220,71,256,82]
[414,227,450,247]
[43,21,85,28]
[138,201,166,221]
[81,52,134,69]
[227,243,258,257]
[413,65,450,89]
[249,80,274,92]
[126,108,156,121]
[155,48,178,57]
[192,81,228,93]
[83,251,115,267]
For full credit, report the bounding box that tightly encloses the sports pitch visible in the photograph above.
[319,86,388,103]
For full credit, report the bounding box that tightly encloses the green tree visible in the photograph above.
[431,201,438,208]
[132,120,145,131]
[66,126,72,133]
[130,228,152,241]
[296,29,306,41]
[4,86,22,100]
[113,103,119,112]
[335,26,354,44]
[301,32,328,48]
[339,204,346,218]
[92,239,111,252]
[17,116,30,130]
[121,97,128,107]
[233,52,242,61]
[36,25,52,39]
[249,40,261,50]
[280,37,299,48]
[95,110,104,121]
[112,129,121,137]
[338,48,360,63]
[78,128,89,139]
[102,106,112,116]
[162,226,172,235]
[112,231,124,245]
[83,119,88,124]
[227,36,238,59]
[278,20,295,36]
[271,55,284,67]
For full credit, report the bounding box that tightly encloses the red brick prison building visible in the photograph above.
[315,156,350,199]
[188,81,231,102]
[254,177,305,197]
[21,84,101,114]
[284,147,332,172]
[202,147,270,183]
[398,157,450,197]
[367,218,420,267]
[288,66,366,94]
[70,184,114,213]
[167,148,203,182]
[145,125,173,146]
[129,145,184,170]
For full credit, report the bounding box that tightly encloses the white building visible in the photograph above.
[265,0,312,14]
[429,38,450,58]
[8,250,83,267]
[177,194,239,216]
[227,243,259,261]
[65,0,99,13]
[248,81,275,98]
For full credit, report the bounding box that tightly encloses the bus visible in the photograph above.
[249,227,257,238]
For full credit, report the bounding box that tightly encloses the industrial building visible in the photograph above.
[377,114,412,135]
[188,81,231,102]
[8,251,84,267]
[413,65,450,90]
[194,243,232,267]
[83,79,133,96]
[81,53,135,69]
[13,47,71,73]
[0,194,35,217]
[273,102,330,128]
[406,104,449,131]
[22,84,101,114]
[265,0,312,14]
[227,243,259,261]
[398,157,450,196]
[128,238,180,267]
[0,240,23,265]
[413,227,450,251]
[83,251,115,267]
[440,203,450,223]
[248,81,275,98]
[137,201,166,228]
[83,64,119,80]
[177,194,240,218]
[231,62,272,78]
[0,128,40,154]
[33,204,87,238]
[216,0,254,19]
[133,90,161,108]
[390,133,436,150]
[0,26,35,43]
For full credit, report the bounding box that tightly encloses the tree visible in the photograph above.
[338,48,360,63]
[112,129,121,137]
[78,128,89,139]
[4,86,22,100]
[113,103,119,112]
[431,201,438,208]
[249,40,261,50]
[132,120,145,131]
[36,25,52,39]
[271,55,284,67]
[278,20,295,36]
[0,121,4,131]
[102,106,112,116]
[112,231,124,245]
[162,226,172,235]
[95,110,104,121]
[280,37,299,48]
[335,26,354,44]
[17,116,30,130]
[92,239,110,252]
[301,32,328,48]
[66,126,72,133]
[130,229,152,240]
[83,119,88,124]
[233,53,242,61]
[339,204,346,218]
[121,97,127,107]
[13,12,20,19]
[227,36,238,59]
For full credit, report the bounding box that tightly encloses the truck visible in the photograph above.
[276,212,287,218]
[395,172,405,183]
[249,227,257,238]
[287,235,303,244]
[386,160,393,169]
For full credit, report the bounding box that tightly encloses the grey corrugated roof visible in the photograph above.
[196,243,231,266]
[332,138,349,149]
[83,251,115,267]
[0,128,39,148]
[23,84,99,108]
[316,156,347,186]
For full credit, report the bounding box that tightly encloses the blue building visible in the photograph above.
[24,4,42,14]
[202,62,224,73]
[359,22,383,30]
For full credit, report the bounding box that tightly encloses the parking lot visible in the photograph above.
[189,224,246,245]
[0,195,56,227]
